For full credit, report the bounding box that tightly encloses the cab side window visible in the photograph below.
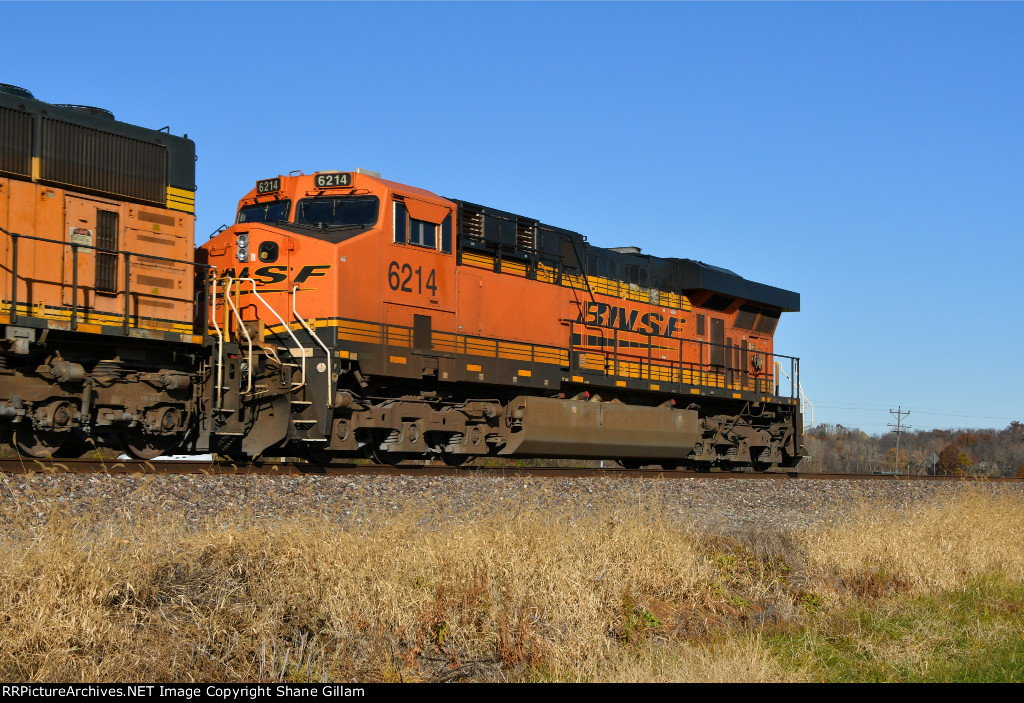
[440,214,452,254]
[409,217,436,248]
[394,201,407,244]
[395,198,450,252]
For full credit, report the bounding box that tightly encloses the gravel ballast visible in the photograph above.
[3,472,1021,534]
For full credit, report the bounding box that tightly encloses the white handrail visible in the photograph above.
[222,278,254,395]
[208,277,316,411]
[208,276,225,410]
[775,361,813,426]
[237,278,307,391]
[800,391,814,427]
[292,285,333,408]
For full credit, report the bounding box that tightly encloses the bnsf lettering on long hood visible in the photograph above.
[576,302,681,338]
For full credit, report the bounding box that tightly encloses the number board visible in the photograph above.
[314,172,352,188]
[256,178,281,194]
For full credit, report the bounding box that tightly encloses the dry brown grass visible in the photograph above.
[802,486,1024,597]
[0,480,1021,682]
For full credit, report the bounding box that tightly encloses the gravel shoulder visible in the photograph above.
[3,472,1021,534]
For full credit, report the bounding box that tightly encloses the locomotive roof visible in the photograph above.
[237,175,800,313]
[445,198,798,312]
[670,258,800,312]
[586,244,799,313]
[0,88,196,192]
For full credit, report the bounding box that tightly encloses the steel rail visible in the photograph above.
[1,457,1020,481]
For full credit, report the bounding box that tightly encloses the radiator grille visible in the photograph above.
[41,118,166,204]
[460,207,484,240]
[0,107,32,177]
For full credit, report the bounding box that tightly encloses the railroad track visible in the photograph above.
[1,456,1018,481]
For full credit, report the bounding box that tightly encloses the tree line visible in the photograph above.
[800,421,1024,476]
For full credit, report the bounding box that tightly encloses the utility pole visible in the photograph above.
[889,407,911,474]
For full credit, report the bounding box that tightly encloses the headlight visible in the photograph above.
[236,233,249,262]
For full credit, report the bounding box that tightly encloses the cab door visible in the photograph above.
[386,201,455,306]
[709,316,726,387]
[383,195,456,322]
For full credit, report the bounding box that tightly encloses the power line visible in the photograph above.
[814,402,1013,421]
[888,407,911,474]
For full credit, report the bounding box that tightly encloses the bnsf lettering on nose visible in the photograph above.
[577,302,680,338]
[217,264,331,285]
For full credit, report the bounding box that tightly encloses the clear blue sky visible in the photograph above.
[7,2,1022,436]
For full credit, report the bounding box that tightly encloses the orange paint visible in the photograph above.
[0,177,195,332]
[204,170,785,395]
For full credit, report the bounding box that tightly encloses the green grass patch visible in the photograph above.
[767,577,1024,682]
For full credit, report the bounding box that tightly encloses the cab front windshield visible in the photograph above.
[237,200,291,224]
[296,196,379,229]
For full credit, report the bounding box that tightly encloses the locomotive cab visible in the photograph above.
[204,170,459,341]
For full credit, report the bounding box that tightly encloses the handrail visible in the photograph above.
[775,361,812,423]
[207,277,308,412]
[208,276,226,411]
[222,278,254,396]
[0,225,210,334]
[236,278,306,391]
[0,226,201,267]
[292,285,333,408]
[567,318,800,399]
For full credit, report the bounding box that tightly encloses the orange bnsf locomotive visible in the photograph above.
[0,83,804,468]
[0,84,202,459]
[200,169,805,469]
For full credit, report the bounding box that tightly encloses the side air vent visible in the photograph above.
[516,220,536,250]
[460,205,484,240]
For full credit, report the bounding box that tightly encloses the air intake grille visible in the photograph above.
[96,209,119,293]
[40,118,166,204]
[516,220,535,250]
[460,207,484,240]
[0,107,32,177]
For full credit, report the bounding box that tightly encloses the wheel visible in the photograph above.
[298,442,333,469]
[440,452,470,467]
[361,444,385,465]
[122,431,176,460]
[53,434,94,458]
[659,462,680,471]
[618,459,644,470]
[749,448,775,472]
[13,428,67,458]
[361,445,408,466]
